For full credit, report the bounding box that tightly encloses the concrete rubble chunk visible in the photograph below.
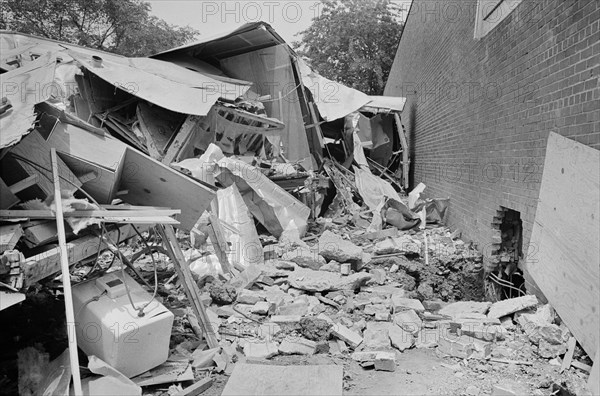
[236,289,265,305]
[270,315,302,324]
[374,351,396,372]
[318,230,363,263]
[331,323,363,349]
[437,335,475,359]
[363,322,391,349]
[389,324,415,352]
[250,301,272,315]
[319,261,341,272]
[393,310,422,334]
[459,324,506,341]
[487,295,538,319]
[278,338,317,355]
[391,295,425,313]
[374,235,421,255]
[282,247,325,270]
[438,301,491,318]
[243,341,279,359]
[289,268,372,292]
[516,305,563,346]
[277,302,309,316]
[351,351,379,362]
[364,304,389,316]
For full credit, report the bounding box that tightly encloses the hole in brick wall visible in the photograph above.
[485,207,526,301]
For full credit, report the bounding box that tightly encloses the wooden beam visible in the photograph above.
[0,209,180,218]
[0,178,19,209]
[205,213,233,276]
[162,115,201,165]
[50,148,83,396]
[561,337,577,373]
[22,224,137,286]
[8,175,39,194]
[0,224,23,252]
[157,224,218,348]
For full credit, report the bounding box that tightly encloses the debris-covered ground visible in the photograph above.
[1,222,594,395]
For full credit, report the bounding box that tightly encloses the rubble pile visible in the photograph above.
[0,23,596,396]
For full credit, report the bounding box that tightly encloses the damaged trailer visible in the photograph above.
[0,23,423,395]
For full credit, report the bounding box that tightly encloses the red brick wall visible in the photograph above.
[385,0,599,281]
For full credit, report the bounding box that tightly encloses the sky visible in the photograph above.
[148,0,413,45]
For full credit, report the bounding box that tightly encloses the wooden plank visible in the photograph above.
[119,147,216,232]
[162,115,201,164]
[561,337,577,373]
[21,224,136,286]
[158,224,218,348]
[8,175,39,194]
[50,148,83,396]
[136,101,185,160]
[0,224,23,252]
[526,132,600,358]
[173,377,213,396]
[205,214,232,275]
[0,209,180,218]
[0,178,19,209]
[221,364,343,396]
[8,130,82,198]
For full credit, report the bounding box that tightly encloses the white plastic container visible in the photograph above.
[72,271,173,378]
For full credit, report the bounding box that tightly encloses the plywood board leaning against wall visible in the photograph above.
[526,132,600,358]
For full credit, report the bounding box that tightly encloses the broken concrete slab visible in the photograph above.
[277,302,309,316]
[331,323,363,349]
[221,364,343,396]
[438,301,491,318]
[374,351,396,372]
[191,347,220,369]
[363,322,391,350]
[281,247,325,270]
[242,341,279,359]
[250,301,272,315]
[351,350,379,362]
[393,310,422,334]
[278,338,316,355]
[437,335,475,359]
[391,296,425,312]
[270,315,302,324]
[288,268,372,292]
[318,230,363,264]
[364,304,389,316]
[389,324,415,352]
[487,295,538,319]
[319,261,341,272]
[374,235,421,255]
[459,324,506,342]
[236,289,265,305]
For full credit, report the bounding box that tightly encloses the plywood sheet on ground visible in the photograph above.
[526,132,600,358]
[221,363,342,396]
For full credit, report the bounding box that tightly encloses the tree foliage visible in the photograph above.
[0,0,198,57]
[295,0,403,95]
